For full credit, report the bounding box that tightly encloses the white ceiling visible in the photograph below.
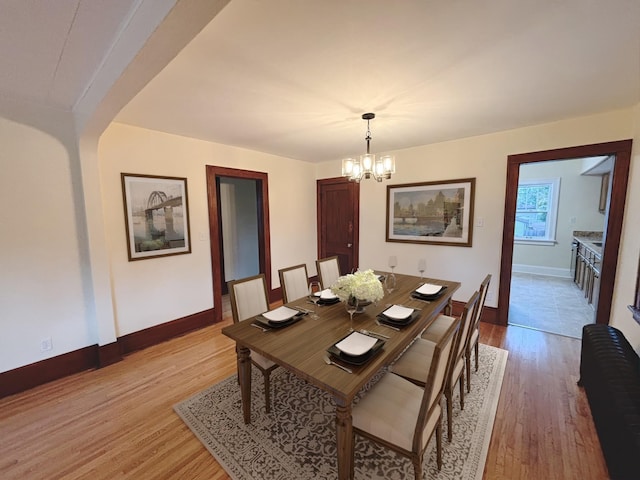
[2,0,639,163]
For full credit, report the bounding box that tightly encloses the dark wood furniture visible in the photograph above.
[222,273,460,480]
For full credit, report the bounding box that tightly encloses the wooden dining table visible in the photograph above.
[222,273,460,480]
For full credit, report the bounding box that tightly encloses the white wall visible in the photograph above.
[512,158,604,277]
[98,122,318,336]
[0,117,94,372]
[317,109,635,312]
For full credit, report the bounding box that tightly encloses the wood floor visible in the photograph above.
[0,309,609,479]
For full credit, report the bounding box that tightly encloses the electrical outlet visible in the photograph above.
[486,291,494,302]
[475,217,484,227]
[40,337,52,352]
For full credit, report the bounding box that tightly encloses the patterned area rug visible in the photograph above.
[174,344,508,480]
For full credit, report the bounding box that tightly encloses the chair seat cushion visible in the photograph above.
[390,338,436,385]
[353,372,441,452]
[469,328,479,348]
[421,315,457,343]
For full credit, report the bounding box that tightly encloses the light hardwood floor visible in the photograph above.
[0,308,608,479]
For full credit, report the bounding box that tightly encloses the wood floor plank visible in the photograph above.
[0,311,608,479]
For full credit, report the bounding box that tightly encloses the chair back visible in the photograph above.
[453,291,480,365]
[413,315,460,450]
[472,274,491,328]
[316,256,341,289]
[278,264,309,303]
[228,274,269,323]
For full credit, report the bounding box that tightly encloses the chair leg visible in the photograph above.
[465,353,472,393]
[412,455,423,480]
[445,387,453,441]
[436,416,443,471]
[263,370,271,413]
[459,373,465,410]
[474,341,479,372]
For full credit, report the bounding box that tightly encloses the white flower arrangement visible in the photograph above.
[330,269,384,304]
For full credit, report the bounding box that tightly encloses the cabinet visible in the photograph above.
[574,238,601,306]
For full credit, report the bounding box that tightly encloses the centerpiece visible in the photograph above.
[330,269,384,313]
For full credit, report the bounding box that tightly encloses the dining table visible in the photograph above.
[222,272,460,480]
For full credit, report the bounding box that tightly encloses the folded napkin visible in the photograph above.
[262,306,299,323]
[335,331,378,356]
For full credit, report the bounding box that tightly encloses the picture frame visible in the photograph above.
[386,178,475,247]
[121,173,191,261]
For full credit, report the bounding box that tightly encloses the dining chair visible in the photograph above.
[228,274,279,413]
[465,274,492,392]
[352,314,459,478]
[278,263,309,303]
[316,256,341,289]
[392,290,480,441]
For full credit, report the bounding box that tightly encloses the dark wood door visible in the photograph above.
[317,177,359,275]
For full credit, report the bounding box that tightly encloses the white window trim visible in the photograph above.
[514,177,560,245]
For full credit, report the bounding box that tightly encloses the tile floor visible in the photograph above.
[509,272,594,339]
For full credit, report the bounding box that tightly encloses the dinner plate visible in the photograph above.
[327,333,385,365]
[416,283,445,296]
[254,312,304,329]
[320,288,337,299]
[381,304,414,320]
[262,305,300,323]
[335,331,378,356]
[377,309,420,326]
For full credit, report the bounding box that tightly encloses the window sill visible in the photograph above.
[514,239,557,246]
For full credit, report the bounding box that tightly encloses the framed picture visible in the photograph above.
[121,173,191,261]
[386,178,475,246]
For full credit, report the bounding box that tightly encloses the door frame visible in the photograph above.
[497,139,632,326]
[206,165,272,322]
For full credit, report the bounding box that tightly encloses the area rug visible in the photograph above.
[174,344,508,480]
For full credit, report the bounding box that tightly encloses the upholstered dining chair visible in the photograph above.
[278,263,309,303]
[465,274,492,392]
[315,256,341,289]
[392,290,480,441]
[228,274,279,413]
[352,314,459,478]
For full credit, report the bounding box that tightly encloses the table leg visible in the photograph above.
[237,344,252,424]
[335,398,354,480]
[444,297,453,316]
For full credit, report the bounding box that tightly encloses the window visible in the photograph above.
[514,178,560,244]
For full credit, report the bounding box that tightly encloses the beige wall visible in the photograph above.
[610,104,640,347]
[2,105,639,374]
[317,109,635,314]
[98,123,318,336]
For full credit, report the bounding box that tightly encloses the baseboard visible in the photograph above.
[98,342,122,367]
[0,307,217,399]
[451,300,498,325]
[512,264,572,278]
[119,308,215,355]
[0,346,98,399]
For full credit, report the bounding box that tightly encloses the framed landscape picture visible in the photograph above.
[386,178,475,247]
[121,173,191,261]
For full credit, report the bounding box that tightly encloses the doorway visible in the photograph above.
[508,157,607,338]
[206,166,272,323]
[497,140,632,328]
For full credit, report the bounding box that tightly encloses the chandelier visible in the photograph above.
[341,113,395,182]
